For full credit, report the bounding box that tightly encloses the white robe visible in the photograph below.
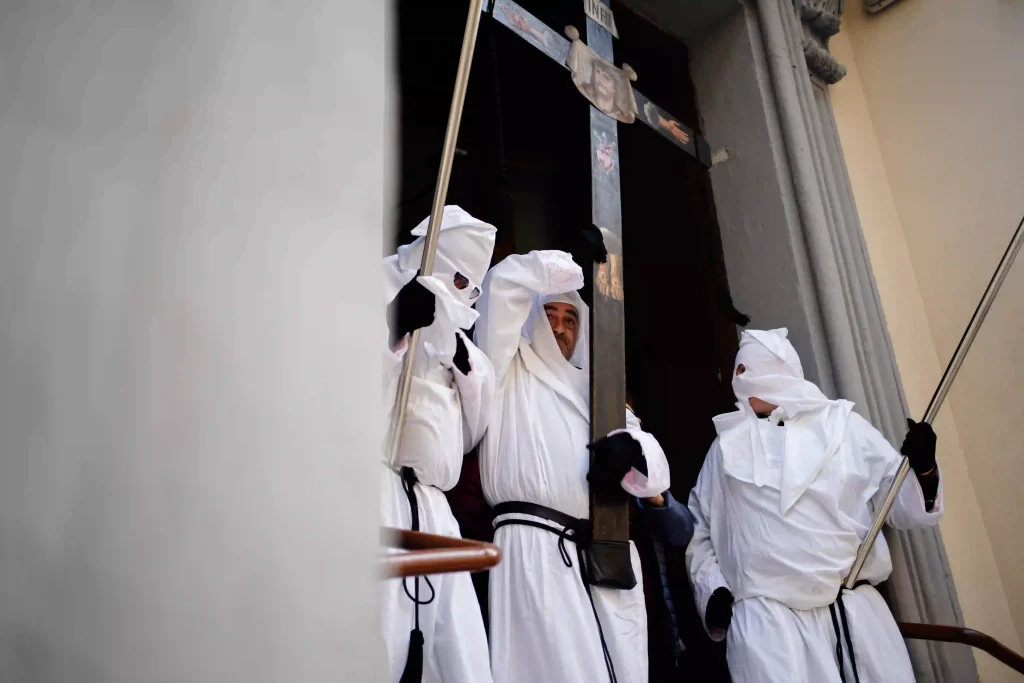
[686,412,944,683]
[475,251,671,683]
[380,256,495,683]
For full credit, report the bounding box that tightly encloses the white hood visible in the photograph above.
[714,328,853,514]
[519,290,590,420]
[384,205,496,369]
[396,205,497,307]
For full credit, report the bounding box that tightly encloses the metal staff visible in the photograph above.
[387,0,484,467]
[844,214,1024,588]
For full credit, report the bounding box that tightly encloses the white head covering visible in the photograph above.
[397,205,497,307]
[384,206,495,370]
[731,329,834,419]
[714,328,854,513]
[518,290,590,419]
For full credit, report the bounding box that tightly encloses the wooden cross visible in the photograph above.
[487,0,711,556]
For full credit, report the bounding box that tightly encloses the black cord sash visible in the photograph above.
[398,467,435,683]
[828,581,868,683]
[493,501,619,683]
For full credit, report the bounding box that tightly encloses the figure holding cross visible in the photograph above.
[467,3,710,680]
[474,248,671,683]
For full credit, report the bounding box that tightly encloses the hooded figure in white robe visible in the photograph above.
[474,249,671,683]
[686,328,943,683]
[381,205,496,683]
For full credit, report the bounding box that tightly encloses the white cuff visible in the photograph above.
[696,573,730,642]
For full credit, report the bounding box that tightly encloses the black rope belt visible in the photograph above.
[398,467,435,683]
[829,580,869,683]
[493,501,618,683]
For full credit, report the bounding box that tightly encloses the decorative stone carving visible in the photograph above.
[802,38,848,84]
[800,0,842,36]
[797,0,848,84]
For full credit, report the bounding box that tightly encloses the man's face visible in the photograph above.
[545,302,580,361]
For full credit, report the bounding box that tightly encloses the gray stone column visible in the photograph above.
[688,1,980,680]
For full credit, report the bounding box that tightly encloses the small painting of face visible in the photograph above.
[593,62,617,111]
[544,302,580,361]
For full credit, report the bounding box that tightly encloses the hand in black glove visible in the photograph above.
[388,274,436,347]
[900,418,937,475]
[706,587,734,633]
[452,333,471,375]
[581,224,608,264]
[587,432,646,495]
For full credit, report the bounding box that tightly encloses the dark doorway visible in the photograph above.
[394,0,593,265]
[614,6,738,680]
[394,2,740,681]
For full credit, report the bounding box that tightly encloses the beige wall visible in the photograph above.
[830,1,1024,679]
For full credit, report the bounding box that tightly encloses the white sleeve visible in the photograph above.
[854,415,944,529]
[384,253,416,304]
[381,255,428,388]
[881,463,944,529]
[383,255,411,374]
[686,440,731,642]
[474,251,584,383]
[617,409,670,498]
[452,331,495,453]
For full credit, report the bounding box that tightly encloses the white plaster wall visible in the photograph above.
[0,1,385,680]
[830,6,1024,678]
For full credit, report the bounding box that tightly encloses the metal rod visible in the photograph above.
[387,0,484,467]
[845,214,1024,588]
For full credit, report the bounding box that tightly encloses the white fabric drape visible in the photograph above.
[720,328,855,514]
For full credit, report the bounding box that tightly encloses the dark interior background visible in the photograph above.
[395,2,741,679]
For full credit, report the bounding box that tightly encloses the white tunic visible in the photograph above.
[687,412,943,682]
[475,251,670,683]
[380,258,495,683]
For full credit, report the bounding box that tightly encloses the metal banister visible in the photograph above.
[899,622,1024,676]
[381,528,501,579]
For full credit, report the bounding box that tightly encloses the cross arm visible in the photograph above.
[488,0,711,167]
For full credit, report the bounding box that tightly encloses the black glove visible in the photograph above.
[452,333,471,375]
[706,587,734,633]
[388,274,435,347]
[900,418,937,474]
[587,432,646,495]
[902,418,939,511]
[581,224,608,264]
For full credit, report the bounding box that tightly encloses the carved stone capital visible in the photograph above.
[800,0,842,37]
[802,38,848,84]
[796,0,847,84]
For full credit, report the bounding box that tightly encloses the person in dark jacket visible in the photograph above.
[636,487,694,662]
[628,396,732,682]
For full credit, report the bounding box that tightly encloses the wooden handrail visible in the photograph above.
[380,528,501,579]
[899,622,1024,675]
